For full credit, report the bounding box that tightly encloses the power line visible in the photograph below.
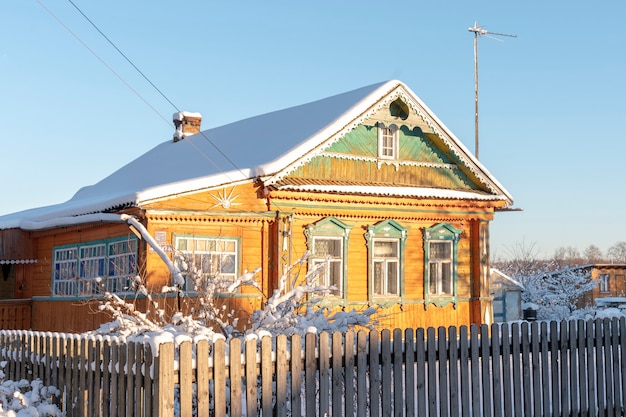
[37,0,247,178]
[63,0,246,177]
[35,0,170,127]
[66,0,179,113]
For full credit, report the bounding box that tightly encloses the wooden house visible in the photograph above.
[0,80,515,333]
[578,264,626,309]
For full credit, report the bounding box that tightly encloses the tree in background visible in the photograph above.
[529,267,597,320]
[608,241,626,263]
[492,238,546,277]
[583,244,605,264]
[551,246,584,269]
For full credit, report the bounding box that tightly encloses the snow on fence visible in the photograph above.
[1,317,626,416]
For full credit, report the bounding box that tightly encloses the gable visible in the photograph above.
[281,123,478,192]
[261,82,512,207]
[271,91,502,198]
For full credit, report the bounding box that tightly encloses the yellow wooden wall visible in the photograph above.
[22,180,500,333]
[270,189,498,330]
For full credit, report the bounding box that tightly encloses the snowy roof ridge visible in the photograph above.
[490,268,524,290]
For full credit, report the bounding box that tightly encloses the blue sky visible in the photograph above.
[1,1,625,259]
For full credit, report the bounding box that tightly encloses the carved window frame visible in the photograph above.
[365,220,409,305]
[424,222,463,309]
[305,217,352,302]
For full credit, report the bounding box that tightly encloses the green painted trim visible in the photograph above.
[36,291,262,302]
[184,292,262,299]
[324,297,475,309]
[52,235,138,251]
[37,293,135,302]
[51,236,139,298]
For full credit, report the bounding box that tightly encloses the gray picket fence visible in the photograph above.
[1,317,625,416]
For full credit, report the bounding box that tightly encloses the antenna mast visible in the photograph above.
[468,22,516,160]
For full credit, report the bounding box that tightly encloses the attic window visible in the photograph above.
[390,99,409,120]
[377,123,399,159]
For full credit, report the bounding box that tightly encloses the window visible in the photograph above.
[378,123,399,159]
[53,248,78,296]
[365,220,408,301]
[53,237,137,297]
[599,274,611,293]
[78,244,106,296]
[312,238,343,296]
[428,241,453,295]
[175,236,238,291]
[373,240,399,296]
[424,223,462,308]
[108,240,139,292]
[305,217,352,300]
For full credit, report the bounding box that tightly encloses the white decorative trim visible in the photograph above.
[321,151,459,170]
[0,259,37,264]
[209,187,240,209]
[275,184,506,201]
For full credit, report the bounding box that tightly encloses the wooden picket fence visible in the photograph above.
[1,317,625,416]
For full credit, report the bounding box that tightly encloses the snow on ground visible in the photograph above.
[0,370,63,416]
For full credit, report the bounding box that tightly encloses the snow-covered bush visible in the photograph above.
[517,266,597,321]
[89,215,376,340]
[0,364,64,416]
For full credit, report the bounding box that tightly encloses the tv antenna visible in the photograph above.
[468,22,516,160]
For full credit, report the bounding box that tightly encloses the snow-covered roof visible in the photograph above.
[490,268,524,290]
[0,80,513,231]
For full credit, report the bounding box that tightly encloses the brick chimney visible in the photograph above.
[173,111,202,142]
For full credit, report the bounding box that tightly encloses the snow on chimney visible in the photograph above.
[173,111,202,142]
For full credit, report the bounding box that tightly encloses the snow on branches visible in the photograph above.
[88,216,376,340]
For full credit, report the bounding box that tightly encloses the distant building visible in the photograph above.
[490,268,524,322]
[579,264,626,309]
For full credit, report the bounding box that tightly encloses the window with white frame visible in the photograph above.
[78,244,106,296]
[305,217,352,300]
[311,238,343,297]
[428,241,453,296]
[53,237,137,297]
[378,123,399,159]
[599,274,611,293]
[108,240,139,292]
[365,220,408,301]
[53,247,78,296]
[373,239,399,296]
[174,236,238,291]
[424,223,462,308]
